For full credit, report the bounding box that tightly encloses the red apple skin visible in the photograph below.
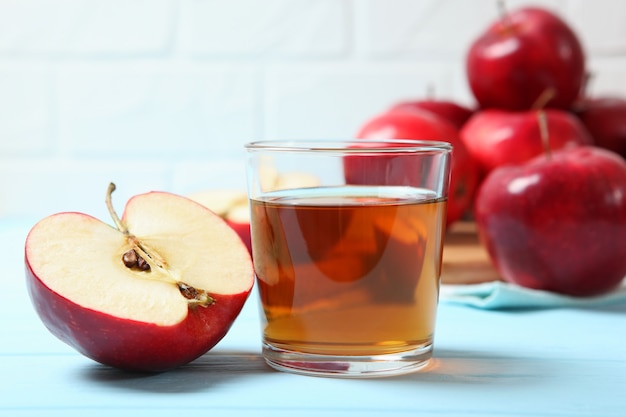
[390,100,475,130]
[460,108,594,174]
[226,219,252,254]
[466,7,585,111]
[25,261,251,372]
[350,109,480,227]
[575,97,626,160]
[475,146,626,297]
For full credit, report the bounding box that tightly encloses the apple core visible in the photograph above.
[106,183,215,308]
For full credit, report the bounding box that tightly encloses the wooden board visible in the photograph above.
[441,221,502,285]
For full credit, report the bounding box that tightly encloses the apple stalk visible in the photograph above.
[105,182,215,308]
[537,111,552,159]
[497,0,514,34]
[533,88,557,159]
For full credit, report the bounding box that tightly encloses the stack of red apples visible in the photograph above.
[354,6,626,298]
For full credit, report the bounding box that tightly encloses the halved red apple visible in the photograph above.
[25,183,254,372]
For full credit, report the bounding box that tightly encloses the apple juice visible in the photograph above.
[250,186,446,357]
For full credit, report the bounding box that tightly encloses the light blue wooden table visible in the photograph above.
[1,218,624,416]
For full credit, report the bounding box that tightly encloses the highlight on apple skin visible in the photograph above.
[24,183,254,372]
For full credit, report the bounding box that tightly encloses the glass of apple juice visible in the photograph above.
[244,139,451,378]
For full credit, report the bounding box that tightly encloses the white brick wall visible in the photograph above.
[1,0,625,219]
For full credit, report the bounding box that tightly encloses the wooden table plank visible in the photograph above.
[442,221,501,285]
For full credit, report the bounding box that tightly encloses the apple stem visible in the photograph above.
[531,88,556,110]
[106,183,129,235]
[581,71,592,97]
[572,71,593,112]
[537,110,552,159]
[497,0,513,33]
[105,182,215,308]
[105,183,167,270]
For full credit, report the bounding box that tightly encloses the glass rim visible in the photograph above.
[244,139,452,154]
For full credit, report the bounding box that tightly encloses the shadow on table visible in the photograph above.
[80,348,567,389]
[385,348,556,386]
[581,302,626,314]
[80,350,271,393]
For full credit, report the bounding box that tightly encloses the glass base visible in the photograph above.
[262,341,434,378]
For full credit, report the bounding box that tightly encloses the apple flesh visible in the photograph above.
[466,6,586,110]
[475,146,626,296]
[25,184,254,372]
[350,109,480,227]
[460,108,593,174]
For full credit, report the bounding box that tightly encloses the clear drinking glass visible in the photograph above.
[245,139,452,378]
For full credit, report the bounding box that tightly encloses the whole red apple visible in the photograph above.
[25,183,254,372]
[390,99,475,130]
[466,6,586,110]
[460,108,593,174]
[575,97,626,160]
[475,146,626,296]
[348,109,480,226]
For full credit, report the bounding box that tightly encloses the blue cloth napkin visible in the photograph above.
[440,280,626,310]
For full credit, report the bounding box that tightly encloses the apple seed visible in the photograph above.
[122,249,151,271]
[177,283,215,307]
